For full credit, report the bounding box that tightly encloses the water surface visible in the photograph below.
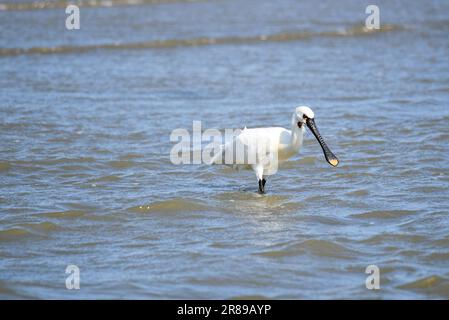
[1,0,449,299]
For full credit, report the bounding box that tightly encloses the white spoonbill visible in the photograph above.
[210,106,339,193]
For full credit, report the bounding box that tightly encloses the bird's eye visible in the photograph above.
[297,121,303,128]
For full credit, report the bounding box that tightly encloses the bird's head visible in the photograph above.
[293,106,315,128]
[293,106,339,167]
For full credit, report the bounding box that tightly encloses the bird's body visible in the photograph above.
[210,106,339,193]
[234,126,304,162]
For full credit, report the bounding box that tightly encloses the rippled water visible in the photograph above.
[1,0,449,299]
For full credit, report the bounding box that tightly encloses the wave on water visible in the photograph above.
[0,228,32,241]
[0,24,403,57]
[0,0,204,11]
[255,239,357,259]
[128,198,210,213]
[0,222,59,241]
[0,161,11,171]
[350,209,417,219]
[42,210,86,218]
[397,275,449,298]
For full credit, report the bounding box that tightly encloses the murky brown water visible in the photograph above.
[1,0,449,299]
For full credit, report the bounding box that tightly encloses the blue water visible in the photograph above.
[1,0,449,299]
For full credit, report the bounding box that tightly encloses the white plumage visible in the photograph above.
[210,106,338,193]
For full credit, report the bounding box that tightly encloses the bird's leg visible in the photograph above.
[255,166,265,193]
[262,178,266,189]
[258,179,265,193]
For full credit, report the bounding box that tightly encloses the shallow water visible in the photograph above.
[1,0,449,299]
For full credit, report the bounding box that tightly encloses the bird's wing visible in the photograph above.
[207,127,247,166]
[207,127,287,169]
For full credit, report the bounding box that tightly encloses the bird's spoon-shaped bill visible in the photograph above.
[306,118,339,167]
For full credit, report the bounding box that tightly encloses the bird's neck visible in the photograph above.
[290,126,304,153]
